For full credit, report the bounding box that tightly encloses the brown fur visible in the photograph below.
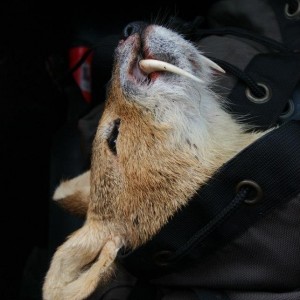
[56,193,88,217]
[53,170,90,216]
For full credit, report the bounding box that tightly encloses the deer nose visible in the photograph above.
[123,21,147,38]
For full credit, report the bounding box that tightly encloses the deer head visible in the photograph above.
[43,23,262,300]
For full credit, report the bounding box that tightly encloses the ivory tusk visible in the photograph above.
[201,56,226,73]
[139,59,205,84]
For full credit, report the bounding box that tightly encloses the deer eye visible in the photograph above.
[107,119,120,155]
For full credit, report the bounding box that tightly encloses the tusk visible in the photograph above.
[201,56,226,73]
[139,59,204,84]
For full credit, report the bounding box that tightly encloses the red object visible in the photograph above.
[69,46,93,103]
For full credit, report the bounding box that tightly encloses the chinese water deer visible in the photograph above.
[43,22,265,300]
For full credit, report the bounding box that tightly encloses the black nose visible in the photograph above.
[123,21,147,38]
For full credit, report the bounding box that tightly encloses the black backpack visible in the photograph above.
[97,1,300,299]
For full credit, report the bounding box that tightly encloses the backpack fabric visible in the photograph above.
[196,0,300,130]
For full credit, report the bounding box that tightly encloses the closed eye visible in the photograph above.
[107,119,120,155]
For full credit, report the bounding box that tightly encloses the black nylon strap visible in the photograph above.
[192,26,300,130]
[118,120,300,279]
[226,53,300,129]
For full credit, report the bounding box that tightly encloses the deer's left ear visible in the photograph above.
[53,170,90,216]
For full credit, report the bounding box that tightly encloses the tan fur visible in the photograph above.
[53,171,90,216]
[43,220,121,300]
[43,25,266,299]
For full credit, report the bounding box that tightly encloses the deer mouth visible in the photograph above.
[119,35,161,85]
[117,32,204,86]
[116,25,224,89]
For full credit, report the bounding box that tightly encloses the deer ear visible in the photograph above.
[53,170,90,216]
[43,220,122,300]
